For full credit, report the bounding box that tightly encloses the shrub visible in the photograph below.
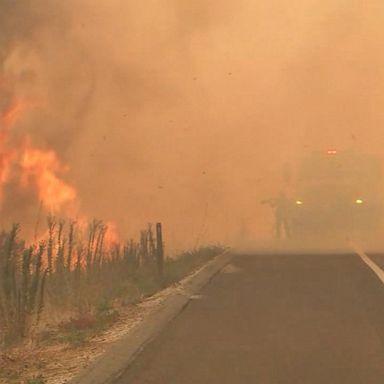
[0,219,226,349]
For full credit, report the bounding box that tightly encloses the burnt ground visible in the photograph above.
[116,253,384,384]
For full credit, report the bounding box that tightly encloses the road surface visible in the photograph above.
[115,253,384,383]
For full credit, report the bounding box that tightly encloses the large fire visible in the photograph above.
[0,97,77,215]
[0,84,120,247]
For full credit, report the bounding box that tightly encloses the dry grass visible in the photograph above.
[0,218,225,353]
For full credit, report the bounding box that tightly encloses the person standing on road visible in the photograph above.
[262,192,292,239]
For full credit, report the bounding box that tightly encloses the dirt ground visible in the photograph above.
[0,282,186,384]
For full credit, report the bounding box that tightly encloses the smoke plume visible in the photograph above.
[1,1,384,250]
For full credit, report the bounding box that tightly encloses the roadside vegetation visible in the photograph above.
[0,218,225,352]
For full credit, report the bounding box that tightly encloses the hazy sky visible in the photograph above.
[1,1,384,250]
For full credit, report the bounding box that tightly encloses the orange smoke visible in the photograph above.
[0,99,22,205]
[1,99,28,129]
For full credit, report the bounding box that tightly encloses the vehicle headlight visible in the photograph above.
[355,199,364,204]
[296,200,303,205]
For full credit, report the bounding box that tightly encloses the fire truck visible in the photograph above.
[290,149,383,238]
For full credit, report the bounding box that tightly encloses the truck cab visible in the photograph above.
[290,149,383,239]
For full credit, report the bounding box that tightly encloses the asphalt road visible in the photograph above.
[115,253,384,383]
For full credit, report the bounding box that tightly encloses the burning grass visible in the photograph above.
[0,218,225,382]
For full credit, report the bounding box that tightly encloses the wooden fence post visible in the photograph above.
[156,223,164,279]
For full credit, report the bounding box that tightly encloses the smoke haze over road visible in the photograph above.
[1,1,384,250]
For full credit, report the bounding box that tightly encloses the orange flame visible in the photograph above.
[0,96,78,214]
[105,221,121,246]
[20,145,77,212]
[0,95,120,245]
